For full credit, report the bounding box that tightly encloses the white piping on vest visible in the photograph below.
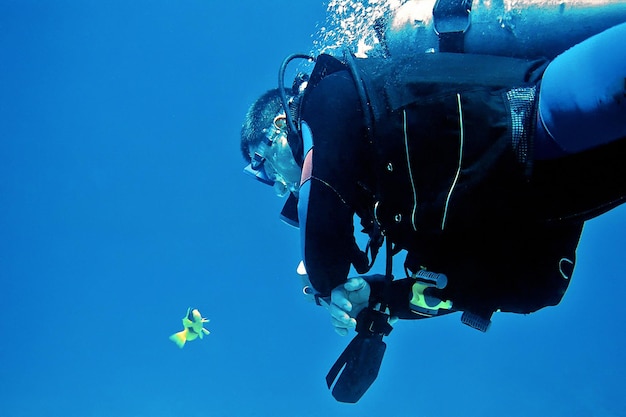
[559,257,574,279]
[442,93,464,231]
[403,109,418,232]
[311,176,348,205]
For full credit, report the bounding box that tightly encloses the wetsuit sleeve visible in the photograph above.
[537,22,626,157]
[298,71,367,296]
[299,177,355,296]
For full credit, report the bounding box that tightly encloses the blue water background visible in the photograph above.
[1,1,625,416]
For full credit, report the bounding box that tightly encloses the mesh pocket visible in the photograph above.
[506,86,537,166]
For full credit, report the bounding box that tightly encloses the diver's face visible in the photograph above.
[250,114,302,196]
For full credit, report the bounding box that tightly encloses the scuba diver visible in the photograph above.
[240,1,626,403]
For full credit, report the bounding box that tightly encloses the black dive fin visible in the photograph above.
[325,333,386,403]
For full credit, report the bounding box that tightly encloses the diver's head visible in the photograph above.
[241,88,302,197]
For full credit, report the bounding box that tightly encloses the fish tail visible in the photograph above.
[169,329,188,348]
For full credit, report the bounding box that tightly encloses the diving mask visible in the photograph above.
[244,114,302,196]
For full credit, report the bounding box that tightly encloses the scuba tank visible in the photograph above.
[383,0,626,58]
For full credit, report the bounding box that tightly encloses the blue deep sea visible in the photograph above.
[1,1,626,416]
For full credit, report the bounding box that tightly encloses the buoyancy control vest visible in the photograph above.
[355,52,548,240]
[307,52,555,241]
[304,50,586,317]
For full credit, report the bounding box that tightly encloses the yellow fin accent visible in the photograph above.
[169,329,188,348]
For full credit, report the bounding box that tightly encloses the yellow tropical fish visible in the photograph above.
[169,307,210,348]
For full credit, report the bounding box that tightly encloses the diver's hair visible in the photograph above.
[240,88,288,162]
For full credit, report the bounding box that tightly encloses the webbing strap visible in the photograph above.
[343,49,376,144]
[433,0,473,53]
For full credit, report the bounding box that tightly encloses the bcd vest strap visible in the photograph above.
[433,0,473,52]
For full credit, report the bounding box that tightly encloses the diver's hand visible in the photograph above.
[329,277,371,336]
